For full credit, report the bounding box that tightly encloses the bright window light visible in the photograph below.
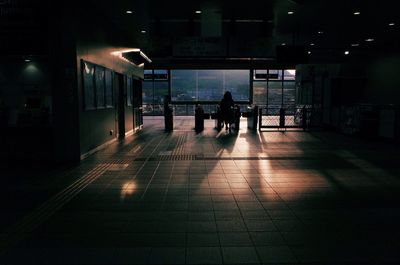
[286,69,296,75]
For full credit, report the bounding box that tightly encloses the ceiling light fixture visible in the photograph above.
[317,31,324,34]
[365,38,374,42]
[353,11,361,15]
[111,49,152,65]
[310,43,315,46]
[195,10,202,14]
[281,43,286,46]
[389,22,395,26]
[344,51,350,55]
[351,43,359,47]
[288,11,294,15]
[141,30,146,34]
[126,10,133,14]
[25,59,31,62]
[308,51,311,54]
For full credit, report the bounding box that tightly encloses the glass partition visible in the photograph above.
[253,82,268,107]
[171,70,250,102]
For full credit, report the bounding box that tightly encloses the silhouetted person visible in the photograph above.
[219,91,235,131]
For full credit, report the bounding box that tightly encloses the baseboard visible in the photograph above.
[125,129,134,137]
[80,137,117,160]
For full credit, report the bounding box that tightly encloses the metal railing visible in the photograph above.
[258,106,318,130]
[143,103,250,116]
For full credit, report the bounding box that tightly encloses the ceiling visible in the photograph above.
[93,0,399,63]
[2,0,398,63]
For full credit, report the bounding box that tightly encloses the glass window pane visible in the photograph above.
[144,70,153,80]
[82,61,95,110]
[284,69,296,80]
[171,69,250,102]
[142,81,153,114]
[153,82,168,115]
[95,66,105,108]
[253,81,267,107]
[267,81,282,109]
[198,70,223,101]
[171,70,196,101]
[105,69,113,108]
[283,81,296,109]
[253,69,268,80]
[126,77,132,106]
[154,69,168,80]
[224,70,250,101]
[268,69,283,80]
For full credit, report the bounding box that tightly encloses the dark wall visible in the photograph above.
[365,53,400,105]
[76,42,144,156]
[0,60,51,123]
[0,59,53,161]
[74,5,143,157]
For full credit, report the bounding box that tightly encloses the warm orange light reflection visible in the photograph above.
[120,181,137,201]
[111,48,152,65]
[111,49,140,57]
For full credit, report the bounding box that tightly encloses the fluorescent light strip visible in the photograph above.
[111,49,152,64]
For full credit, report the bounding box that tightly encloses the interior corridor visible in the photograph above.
[1,117,400,264]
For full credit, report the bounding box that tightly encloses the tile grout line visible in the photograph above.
[138,135,169,200]
[0,163,112,254]
[1,164,109,237]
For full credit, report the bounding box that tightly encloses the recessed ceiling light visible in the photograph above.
[317,31,324,34]
[141,30,146,34]
[365,38,374,42]
[344,51,350,55]
[310,43,315,46]
[353,11,361,15]
[288,11,294,15]
[195,10,202,14]
[308,51,311,54]
[351,43,359,47]
[25,59,31,62]
[281,43,286,46]
[389,22,395,26]
[126,10,133,14]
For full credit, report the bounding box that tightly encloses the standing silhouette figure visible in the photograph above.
[219,91,235,131]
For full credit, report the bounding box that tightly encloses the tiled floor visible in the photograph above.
[1,116,400,264]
